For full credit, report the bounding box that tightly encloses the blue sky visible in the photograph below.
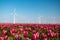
[0,0,60,23]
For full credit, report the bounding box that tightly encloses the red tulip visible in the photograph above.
[33,30,36,34]
[44,38,47,40]
[25,27,31,31]
[54,33,59,38]
[3,24,11,28]
[48,30,52,33]
[50,32,54,38]
[36,32,39,38]
[23,31,28,37]
[11,33,15,37]
[2,30,7,36]
[0,37,4,40]
[2,30,7,34]
[17,31,20,35]
[20,28,24,32]
[39,25,44,30]
[15,34,21,40]
[25,37,30,40]
[4,36,8,40]
[47,32,50,37]
[15,34,20,38]
[32,34,37,40]
[55,25,59,30]
[11,29,17,33]
[18,26,23,28]
[42,33,47,38]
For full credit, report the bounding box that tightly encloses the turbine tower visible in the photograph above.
[38,16,43,24]
[51,16,56,24]
[13,8,16,24]
[38,17,41,24]
[53,16,56,24]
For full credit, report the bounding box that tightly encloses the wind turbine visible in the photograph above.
[51,16,56,24]
[53,16,56,24]
[11,8,17,24]
[38,17,41,24]
[38,16,43,24]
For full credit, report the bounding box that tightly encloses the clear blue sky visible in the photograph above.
[0,0,60,23]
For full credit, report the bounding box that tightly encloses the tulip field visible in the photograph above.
[0,23,60,40]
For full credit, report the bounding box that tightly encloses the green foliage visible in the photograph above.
[28,31,32,38]
[0,29,2,36]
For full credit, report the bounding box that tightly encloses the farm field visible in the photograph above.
[0,23,60,40]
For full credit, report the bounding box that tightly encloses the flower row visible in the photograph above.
[0,24,60,40]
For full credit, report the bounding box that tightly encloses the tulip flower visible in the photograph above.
[2,30,7,34]
[48,30,52,33]
[15,35,21,40]
[44,38,47,40]
[11,29,17,33]
[11,33,15,37]
[33,30,36,34]
[36,32,39,38]
[17,31,20,35]
[42,33,47,38]
[25,27,31,31]
[0,37,4,40]
[4,35,8,40]
[25,37,30,40]
[20,28,24,32]
[18,26,23,28]
[55,25,59,30]
[54,33,59,38]
[2,30,7,36]
[32,33,37,40]
[23,31,28,37]
[50,32,54,38]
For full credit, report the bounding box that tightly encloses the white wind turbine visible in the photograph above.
[38,17,41,24]
[51,16,56,24]
[38,16,43,24]
[11,8,17,24]
[53,16,56,24]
